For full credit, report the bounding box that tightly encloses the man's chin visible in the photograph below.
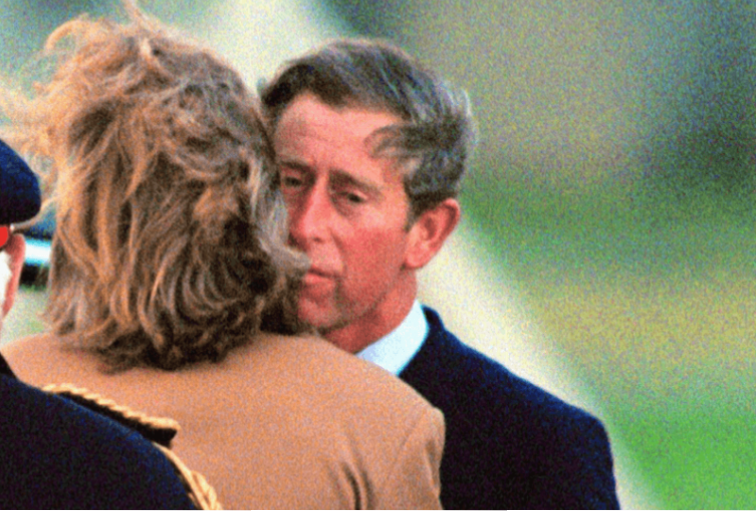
[298,302,356,343]
[297,301,343,333]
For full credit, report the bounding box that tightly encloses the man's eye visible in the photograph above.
[340,191,366,204]
[281,176,303,188]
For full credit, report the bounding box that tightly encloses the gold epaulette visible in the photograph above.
[43,383,222,510]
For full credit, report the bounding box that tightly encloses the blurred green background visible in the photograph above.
[3,1,755,508]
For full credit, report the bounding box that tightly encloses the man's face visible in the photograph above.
[273,93,419,352]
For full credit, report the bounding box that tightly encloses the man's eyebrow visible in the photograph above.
[276,156,310,172]
[330,169,384,197]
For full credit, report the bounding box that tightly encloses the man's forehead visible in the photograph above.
[277,93,400,139]
[275,125,398,163]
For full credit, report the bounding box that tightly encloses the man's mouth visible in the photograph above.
[302,267,336,286]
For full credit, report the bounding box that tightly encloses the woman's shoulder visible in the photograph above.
[1,333,98,382]
[248,334,445,509]
[254,333,442,428]
[250,333,432,401]
[1,332,54,356]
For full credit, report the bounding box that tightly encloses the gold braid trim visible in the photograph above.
[42,383,222,510]
[154,443,222,511]
[42,383,180,438]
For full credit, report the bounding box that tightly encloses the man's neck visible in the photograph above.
[325,277,417,354]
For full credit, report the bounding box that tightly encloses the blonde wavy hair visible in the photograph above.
[2,2,307,369]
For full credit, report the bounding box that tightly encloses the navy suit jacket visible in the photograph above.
[399,307,620,509]
[0,355,194,509]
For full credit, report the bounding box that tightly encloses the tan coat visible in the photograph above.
[2,333,444,510]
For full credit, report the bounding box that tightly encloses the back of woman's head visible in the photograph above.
[8,3,306,369]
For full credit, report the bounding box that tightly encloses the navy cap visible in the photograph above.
[0,138,41,225]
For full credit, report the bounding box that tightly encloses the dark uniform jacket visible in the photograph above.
[400,307,621,509]
[0,354,194,509]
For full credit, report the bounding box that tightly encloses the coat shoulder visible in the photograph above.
[400,307,620,509]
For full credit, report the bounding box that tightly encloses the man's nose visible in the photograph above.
[288,187,330,249]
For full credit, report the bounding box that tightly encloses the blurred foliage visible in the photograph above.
[640,121,756,210]
[463,151,756,276]
[460,157,756,508]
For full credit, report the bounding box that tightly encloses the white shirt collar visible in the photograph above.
[356,300,428,375]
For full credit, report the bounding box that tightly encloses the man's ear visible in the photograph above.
[404,198,461,270]
[3,235,26,317]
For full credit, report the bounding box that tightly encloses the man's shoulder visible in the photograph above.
[0,374,194,509]
[404,306,597,427]
[401,307,619,509]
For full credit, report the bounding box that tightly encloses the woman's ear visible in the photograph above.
[404,198,461,270]
[3,235,27,317]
